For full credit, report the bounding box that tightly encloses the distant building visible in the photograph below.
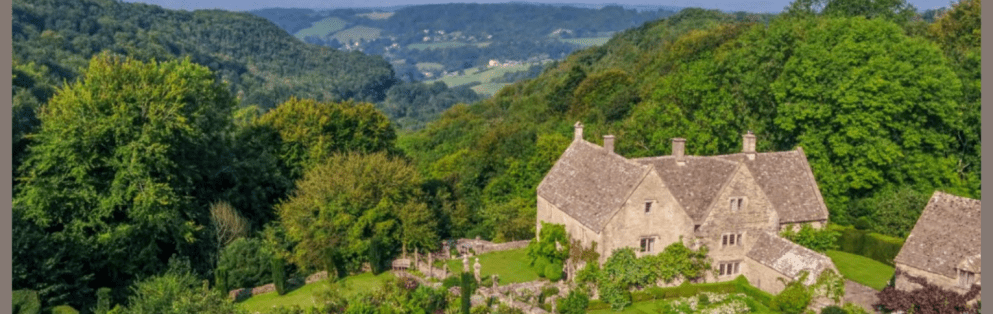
[536,122,835,294]
[488,59,500,67]
[893,191,981,303]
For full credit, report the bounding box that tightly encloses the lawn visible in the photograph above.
[415,62,444,71]
[471,82,508,96]
[236,272,395,314]
[428,63,535,88]
[826,250,895,290]
[293,17,346,40]
[444,248,539,285]
[357,12,394,20]
[559,37,612,47]
[588,301,661,314]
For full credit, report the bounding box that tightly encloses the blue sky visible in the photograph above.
[124,0,956,14]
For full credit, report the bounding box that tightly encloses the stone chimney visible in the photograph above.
[574,121,584,141]
[604,135,615,153]
[743,131,756,160]
[672,138,686,166]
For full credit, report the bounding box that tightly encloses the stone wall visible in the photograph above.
[227,271,330,301]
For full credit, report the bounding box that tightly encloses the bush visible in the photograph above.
[853,217,873,230]
[442,275,461,289]
[122,259,241,314]
[557,290,590,314]
[95,287,112,314]
[533,257,549,278]
[214,267,228,294]
[545,262,563,281]
[217,237,274,289]
[480,276,493,287]
[13,289,41,314]
[771,282,811,314]
[821,305,847,314]
[698,293,711,306]
[49,305,78,314]
[272,257,287,295]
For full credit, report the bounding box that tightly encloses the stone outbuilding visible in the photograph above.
[536,122,836,294]
[892,191,981,303]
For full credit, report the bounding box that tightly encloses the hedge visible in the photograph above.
[830,224,903,266]
[13,289,41,314]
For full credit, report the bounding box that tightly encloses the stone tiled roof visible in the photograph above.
[746,232,835,285]
[894,191,981,278]
[718,149,829,223]
[537,140,649,232]
[633,156,739,223]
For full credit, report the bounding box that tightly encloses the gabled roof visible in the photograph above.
[717,149,829,223]
[894,191,981,278]
[536,140,649,232]
[746,232,835,285]
[633,156,739,223]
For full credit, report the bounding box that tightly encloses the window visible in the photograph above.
[640,237,656,253]
[719,261,741,276]
[730,197,744,212]
[722,233,743,247]
[959,269,976,287]
[645,201,653,214]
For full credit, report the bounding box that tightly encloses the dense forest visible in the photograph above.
[250,4,687,78]
[11,0,980,313]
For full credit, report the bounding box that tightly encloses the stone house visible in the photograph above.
[892,191,981,303]
[536,122,836,294]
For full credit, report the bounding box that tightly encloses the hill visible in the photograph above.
[399,4,980,242]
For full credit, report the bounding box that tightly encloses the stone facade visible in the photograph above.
[536,122,834,295]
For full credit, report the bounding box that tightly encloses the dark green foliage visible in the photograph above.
[698,294,711,306]
[853,217,873,231]
[121,259,241,314]
[49,306,78,314]
[214,267,228,294]
[94,288,112,314]
[443,276,461,289]
[771,273,812,314]
[526,223,570,271]
[272,257,287,296]
[831,224,904,266]
[14,54,235,312]
[780,223,840,252]
[557,290,590,314]
[460,272,477,314]
[821,305,847,314]
[13,290,41,314]
[217,237,274,290]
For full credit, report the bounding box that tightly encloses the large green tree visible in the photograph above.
[13,54,235,310]
[277,152,436,275]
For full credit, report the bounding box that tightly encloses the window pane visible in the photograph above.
[723,235,728,246]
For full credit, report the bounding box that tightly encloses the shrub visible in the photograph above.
[820,305,847,314]
[217,237,274,289]
[533,257,549,278]
[853,217,873,230]
[214,267,228,294]
[272,257,287,295]
[779,223,839,252]
[442,275,461,289]
[13,289,41,314]
[557,290,590,314]
[95,287,112,314]
[771,282,811,314]
[479,276,492,287]
[698,293,711,306]
[122,259,241,314]
[541,286,559,299]
[843,303,870,314]
[49,305,79,314]
[545,262,563,281]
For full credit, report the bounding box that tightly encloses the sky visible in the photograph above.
[124,0,955,14]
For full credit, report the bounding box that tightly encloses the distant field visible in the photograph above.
[429,63,534,88]
[408,42,470,50]
[293,17,346,40]
[332,26,383,44]
[826,250,895,290]
[357,12,394,20]
[415,62,444,71]
[560,37,612,47]
[236,272,395,314]
[471,83,508,96]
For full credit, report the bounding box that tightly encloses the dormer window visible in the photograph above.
[959,269,976,287]
[645,201,653,214]
[730,197,744,212]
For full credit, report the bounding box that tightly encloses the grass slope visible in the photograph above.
[236,272,395,314]
[826,250,895,290]
[443,248,538,284]
[559,36,613,47]
[332,26,383,44]
[429,63,535,88]
[294,17,347,40]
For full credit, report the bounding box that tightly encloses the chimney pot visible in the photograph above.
[604,135,615,153]
[743,131,756,160]
[672,138,686,160]
[574,122,584,141]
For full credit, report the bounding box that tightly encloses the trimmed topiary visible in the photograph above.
[272,257,287,295]
[545,262,563,281]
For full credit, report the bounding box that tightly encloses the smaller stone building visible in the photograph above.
[893,191,981,303]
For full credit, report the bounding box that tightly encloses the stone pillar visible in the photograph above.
[428,254,434,278]
[463,255,470,273]
[473,257,482,282]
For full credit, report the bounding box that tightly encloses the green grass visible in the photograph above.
[559,37,612,47]
[826,250,894,290]
[332,26,382,44]
[408,42,470,50]
[415,62,444,71]
[236,272,395,314]
[444,248,538,285]
[588,300,661,314]
[293,17,346,40]
[471,82,508,96]
[356,12,394,20]
[428,63,534,88]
